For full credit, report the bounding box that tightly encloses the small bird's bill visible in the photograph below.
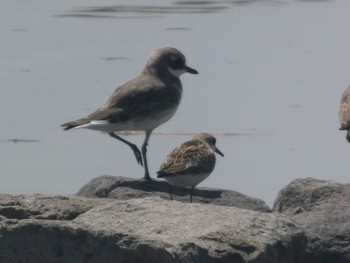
[215,147,224,157]
[185,66,198,74]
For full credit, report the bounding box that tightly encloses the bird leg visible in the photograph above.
[108,132,143,166]
[189,186,195,203]
[141,130,152,180]
[169,185,174,201]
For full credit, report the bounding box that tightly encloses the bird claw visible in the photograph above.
[131,145,143,166]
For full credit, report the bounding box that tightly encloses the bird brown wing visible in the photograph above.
[339,86,350,130]
[158,141,214,176]
[62,74,181,129]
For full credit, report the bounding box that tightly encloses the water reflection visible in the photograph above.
[59,3,228,19]
[100,57,129,61]
[228,0,287,5]
[1,139,40,144]
[58,0,299,19]
[57,0,333,19]
[166,27,190,31]
[112,131,270,137]
[297,0,331,2]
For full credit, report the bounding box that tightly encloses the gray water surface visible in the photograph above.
[1,0,350,206]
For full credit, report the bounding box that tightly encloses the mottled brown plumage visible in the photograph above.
[339,85,350,143]
[157,133,224,202]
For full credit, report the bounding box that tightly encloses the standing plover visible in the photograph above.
[61,47,198,180]
[339,85,350,142]
[157,133,224,202]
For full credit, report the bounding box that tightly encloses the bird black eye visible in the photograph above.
[173,57,185,69]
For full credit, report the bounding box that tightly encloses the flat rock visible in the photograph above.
[0,194,112,220]
[0,195,305,263]
[76,175,271,212]
[273,178,350,263]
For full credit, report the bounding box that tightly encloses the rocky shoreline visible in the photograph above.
[0,176,349,263]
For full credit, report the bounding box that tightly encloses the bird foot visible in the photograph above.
[130,145,143,166]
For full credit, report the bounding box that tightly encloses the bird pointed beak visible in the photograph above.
[215,147,224,157]
[185,65,198,74]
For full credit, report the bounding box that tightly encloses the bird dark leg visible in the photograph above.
[189,186,195,203]
[141,130,152,180]
[108,132,143,166]
[169,185,173,201]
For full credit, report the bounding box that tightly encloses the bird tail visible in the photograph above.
[61,123,76,130]
[61,117,91,131]
[156,171,167,178]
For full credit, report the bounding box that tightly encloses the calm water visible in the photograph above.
[1,0,350,206]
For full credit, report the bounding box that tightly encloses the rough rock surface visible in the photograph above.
[273,178,350,263]
[0,194,305,263]
[3,176,350,263]
[0,194,112,220]
[77,175,271,212]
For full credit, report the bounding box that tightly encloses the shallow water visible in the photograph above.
[1,0,350,206]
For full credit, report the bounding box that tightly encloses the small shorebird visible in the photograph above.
[157,133,224,202]
[339,85,350,142]
[61,47,198,180]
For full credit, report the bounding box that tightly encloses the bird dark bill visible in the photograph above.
[346,131,350,143]
[215,147,224,157]
[185,66,198,74]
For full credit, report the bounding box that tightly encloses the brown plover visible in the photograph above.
[61,47,198,180]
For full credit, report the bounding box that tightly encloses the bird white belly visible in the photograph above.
[75,108,177,132]
[163,172,211,187]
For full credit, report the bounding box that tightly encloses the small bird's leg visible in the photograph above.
[141,130,152,180]
[108,132,143,166]
[169,185,173,201]
[189,186,195,203]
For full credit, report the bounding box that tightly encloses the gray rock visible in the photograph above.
[0,193,112,220]
[0,195,305,263]
[77,175,271,212]
[273,178,350,263]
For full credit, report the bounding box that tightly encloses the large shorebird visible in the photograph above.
[61,47,198,180]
